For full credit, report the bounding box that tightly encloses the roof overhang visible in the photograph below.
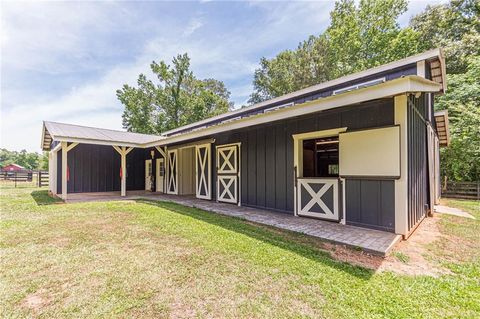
[434,110,450,147]
[427,49,447,93]
[41,124,52,151]
[41,122,162,151]
[145,75,442,147]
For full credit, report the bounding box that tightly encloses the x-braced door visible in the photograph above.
[167,149,178,195]
[297,178,339,220]
[195,144,211,200]
[216,144,239,204]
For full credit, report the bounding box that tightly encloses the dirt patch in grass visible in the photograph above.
[256,215,457,277]
[322,243,384,269]
[21,289,53,312]
[378,216,453,276]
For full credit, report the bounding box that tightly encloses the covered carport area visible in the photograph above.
[41,121,164,200]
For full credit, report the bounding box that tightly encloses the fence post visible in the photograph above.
[14,172,17,188]
[38,171,42,187]
[477,181,480,200]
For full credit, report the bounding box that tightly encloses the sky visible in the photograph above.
[1,0,444,152]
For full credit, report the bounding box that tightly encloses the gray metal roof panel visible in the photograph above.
[43,121,163,147]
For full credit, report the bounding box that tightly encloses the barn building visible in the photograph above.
[41,49,450,238]
[1,164,28,172]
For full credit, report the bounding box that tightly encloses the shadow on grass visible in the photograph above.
[30,190,63,206]
[138,199,375,280]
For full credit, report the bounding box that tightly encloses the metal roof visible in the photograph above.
[42,121,164,150]
[163,48,446,137]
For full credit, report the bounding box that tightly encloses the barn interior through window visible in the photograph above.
[302,136,339,178]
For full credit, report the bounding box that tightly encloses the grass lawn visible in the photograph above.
[1,187,479,318]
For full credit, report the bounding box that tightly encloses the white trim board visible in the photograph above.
[55,136,142,148]
[292,127,347,216]
[394,95,409,235]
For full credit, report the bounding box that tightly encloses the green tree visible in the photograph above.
[410,0,480,74]
[411,0,480,182]
[117,74,157,134]
[0,148,46,170]
[436,56,480,181]
[249,0,417,103]
[249,36,332,104]
[118,53,232,134]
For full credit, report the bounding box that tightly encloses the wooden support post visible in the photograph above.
[60,142,79,200]
[113,146,134,197]
[61,141,68,200]
[121,147,127,196]
[52,150,58,195]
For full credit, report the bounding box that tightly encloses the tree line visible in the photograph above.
[0,149,48,171]
[118,0,479,182]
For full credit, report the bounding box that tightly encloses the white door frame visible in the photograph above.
[145,159,153,191]
[156,157,165,193]
[216,143,241,205]
[167,149,178,195]
[292,127,346,219]
[195,143,211,200]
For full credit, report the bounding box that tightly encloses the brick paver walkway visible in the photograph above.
[66,191,401,256]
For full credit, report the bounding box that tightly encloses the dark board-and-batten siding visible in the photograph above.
[57,144,147,194]
[345,180,395,232]
[407,94,430,230]
[208,98,396,231]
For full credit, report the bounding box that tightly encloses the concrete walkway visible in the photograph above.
[66,191,401,256]
[434,205,476,219]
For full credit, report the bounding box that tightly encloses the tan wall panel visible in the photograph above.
[179,147,195,195]
[339,126,400,178]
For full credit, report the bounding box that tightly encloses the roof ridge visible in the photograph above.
[44,121,163,138]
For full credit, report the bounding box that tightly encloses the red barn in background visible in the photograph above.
[1,164,27,172]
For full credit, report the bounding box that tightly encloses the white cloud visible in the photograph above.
[0,30,258,151]
[0,1,124,74]
[183,18,204,36]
